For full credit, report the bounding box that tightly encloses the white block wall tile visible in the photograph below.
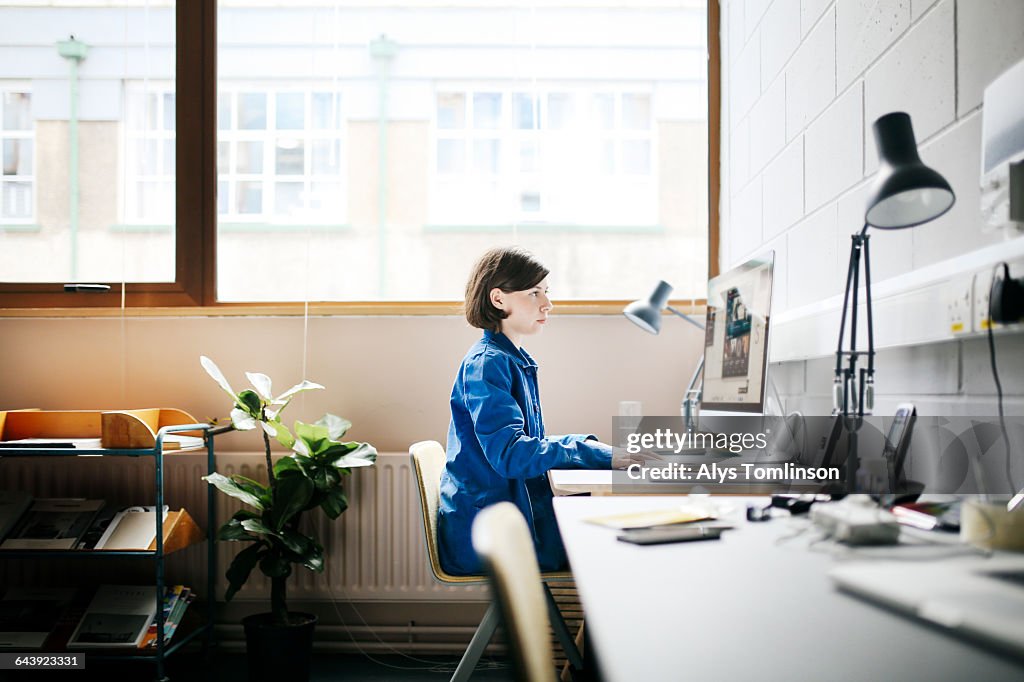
[911,0,939,21]
[749,75,786,173]
[731,32,762,129]
[805,83,863,211]
[761,0,802,89]
[956,0,1024,116]
[836,181,913,284]
[913,111,1003,268]
[785,7,836,140]
[730,116,751,194]
[763,232,789,313]
[872,342,959,395]
[728,0,748,65]
[962,335,1024,396]
[763,137,804,240]
[788,203,841,308]
[745,0,772,40]
[800,0,833,37]
[836,0,911,92]
[768,360,805,396]
[805,356,838,398]
[731,177,765,261]
[863,0,954,172]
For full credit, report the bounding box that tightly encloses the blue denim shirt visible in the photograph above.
[438,330,612,575]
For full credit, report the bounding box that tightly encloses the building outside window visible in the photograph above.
[1,90,33,224]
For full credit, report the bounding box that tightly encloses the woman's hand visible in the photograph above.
[611,446,666,470]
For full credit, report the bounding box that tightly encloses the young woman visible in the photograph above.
[438,246,613,575]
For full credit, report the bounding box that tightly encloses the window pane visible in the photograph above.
[594,94,615,129]
[514,94,536,130]
[436,139,464,174]
[218,92,232,130]
[274,181,303,215]
[236,181,262,214]
[311,92,341,130]
[3,139,32,175]
[547,93,572,130]
[0,6,175,284]
[235,141,263,174]
[473,139,500,174]
[437,93,465,129]
[239,93,267,129]
[3,92,31,130]
[622,93,651,130]
[622,140,651,174]
[275,139,304,174]
[311,139,340,174]
[276,92,304,130]
[473,93,501,129]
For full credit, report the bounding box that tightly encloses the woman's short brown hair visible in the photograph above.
[464,246,549,332]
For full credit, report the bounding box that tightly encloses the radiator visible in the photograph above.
[0,452,487,603]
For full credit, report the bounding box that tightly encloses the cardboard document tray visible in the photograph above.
[0,408,205,451]
[97,509,205,555]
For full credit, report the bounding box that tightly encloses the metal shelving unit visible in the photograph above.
[0,422,229,681]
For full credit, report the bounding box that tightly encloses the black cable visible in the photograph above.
[987,263,1018,493]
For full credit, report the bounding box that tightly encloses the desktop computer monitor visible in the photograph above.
[700,251,775,415]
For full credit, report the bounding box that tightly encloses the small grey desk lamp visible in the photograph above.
[623,281,705,431]
[834,112,955,418]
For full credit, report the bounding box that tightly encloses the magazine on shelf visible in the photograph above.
[138,585,193,649]
[67,585,157,649]
[0,498,104,550]
[0,491,32,543]
[95,506,170,551]
[0,587,76,649]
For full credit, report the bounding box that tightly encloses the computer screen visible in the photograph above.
[700,251,774,414]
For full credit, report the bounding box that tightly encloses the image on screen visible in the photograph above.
[701,252,774,413]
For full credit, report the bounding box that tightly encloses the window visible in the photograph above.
[217,89,345,224]
[1,89,33,224]
[0,1,717,308]
[433,89,656,226]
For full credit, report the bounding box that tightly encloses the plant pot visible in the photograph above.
[242,611,318,682]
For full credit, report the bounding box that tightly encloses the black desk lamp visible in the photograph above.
[624,281,706,430]
[834,112,955,417]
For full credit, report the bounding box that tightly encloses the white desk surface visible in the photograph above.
[553,495,1024,682]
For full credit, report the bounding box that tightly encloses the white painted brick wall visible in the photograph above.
[722,0,1024,407]
[805,83,863,211]
[784,7,836,140]
[760,0,801,89]
[762,137,804,239]
[835,0,911,93]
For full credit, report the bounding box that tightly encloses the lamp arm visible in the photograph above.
[666,305,706,331]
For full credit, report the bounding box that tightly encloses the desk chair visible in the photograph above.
[409,441,584,682]
[473,502,558,682]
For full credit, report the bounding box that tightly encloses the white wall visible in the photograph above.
[0,314,701,452]
[720,0,1024,420]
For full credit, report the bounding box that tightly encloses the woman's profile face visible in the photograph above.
[492,277,553,342]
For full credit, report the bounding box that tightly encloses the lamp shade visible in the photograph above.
[623,280,673,334]
[865,112,955,229]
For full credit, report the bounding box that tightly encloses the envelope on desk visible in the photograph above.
[585,507,713,530]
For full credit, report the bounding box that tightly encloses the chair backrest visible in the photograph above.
[410,440,483,584]
[472,502,558,682]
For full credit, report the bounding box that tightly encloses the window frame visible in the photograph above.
[0,0,718,312]
[0,85,36,227]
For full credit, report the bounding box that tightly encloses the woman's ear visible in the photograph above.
[489,287,505,310]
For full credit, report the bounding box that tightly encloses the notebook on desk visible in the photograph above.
[830,556,1024,660]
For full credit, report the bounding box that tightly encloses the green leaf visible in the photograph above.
[230,475,272,506]
[203,473,265,510]
[273,455,302,476]
[294,420,332,456]
[278,526,313,557]
[200,356,238,402]
[320,488,348,520]
[218,517,256,542]
[272,421,295,448]
[225,542,264,601]
[329,442,378,470]
[236,389,263,416]
[259,553,292,579]
[316,414,352,440]
[272,472,314,530]
[240,518,276,537]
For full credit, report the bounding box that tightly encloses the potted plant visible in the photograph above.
[199,356,376,682]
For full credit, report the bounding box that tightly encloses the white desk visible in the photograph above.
[553,496,1024,682]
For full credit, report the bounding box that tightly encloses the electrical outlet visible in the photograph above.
[943,274,974,335]
[975,268,996,332]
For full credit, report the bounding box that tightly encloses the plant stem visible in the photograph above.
[271,574,287,625]
[263,428,276,489]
